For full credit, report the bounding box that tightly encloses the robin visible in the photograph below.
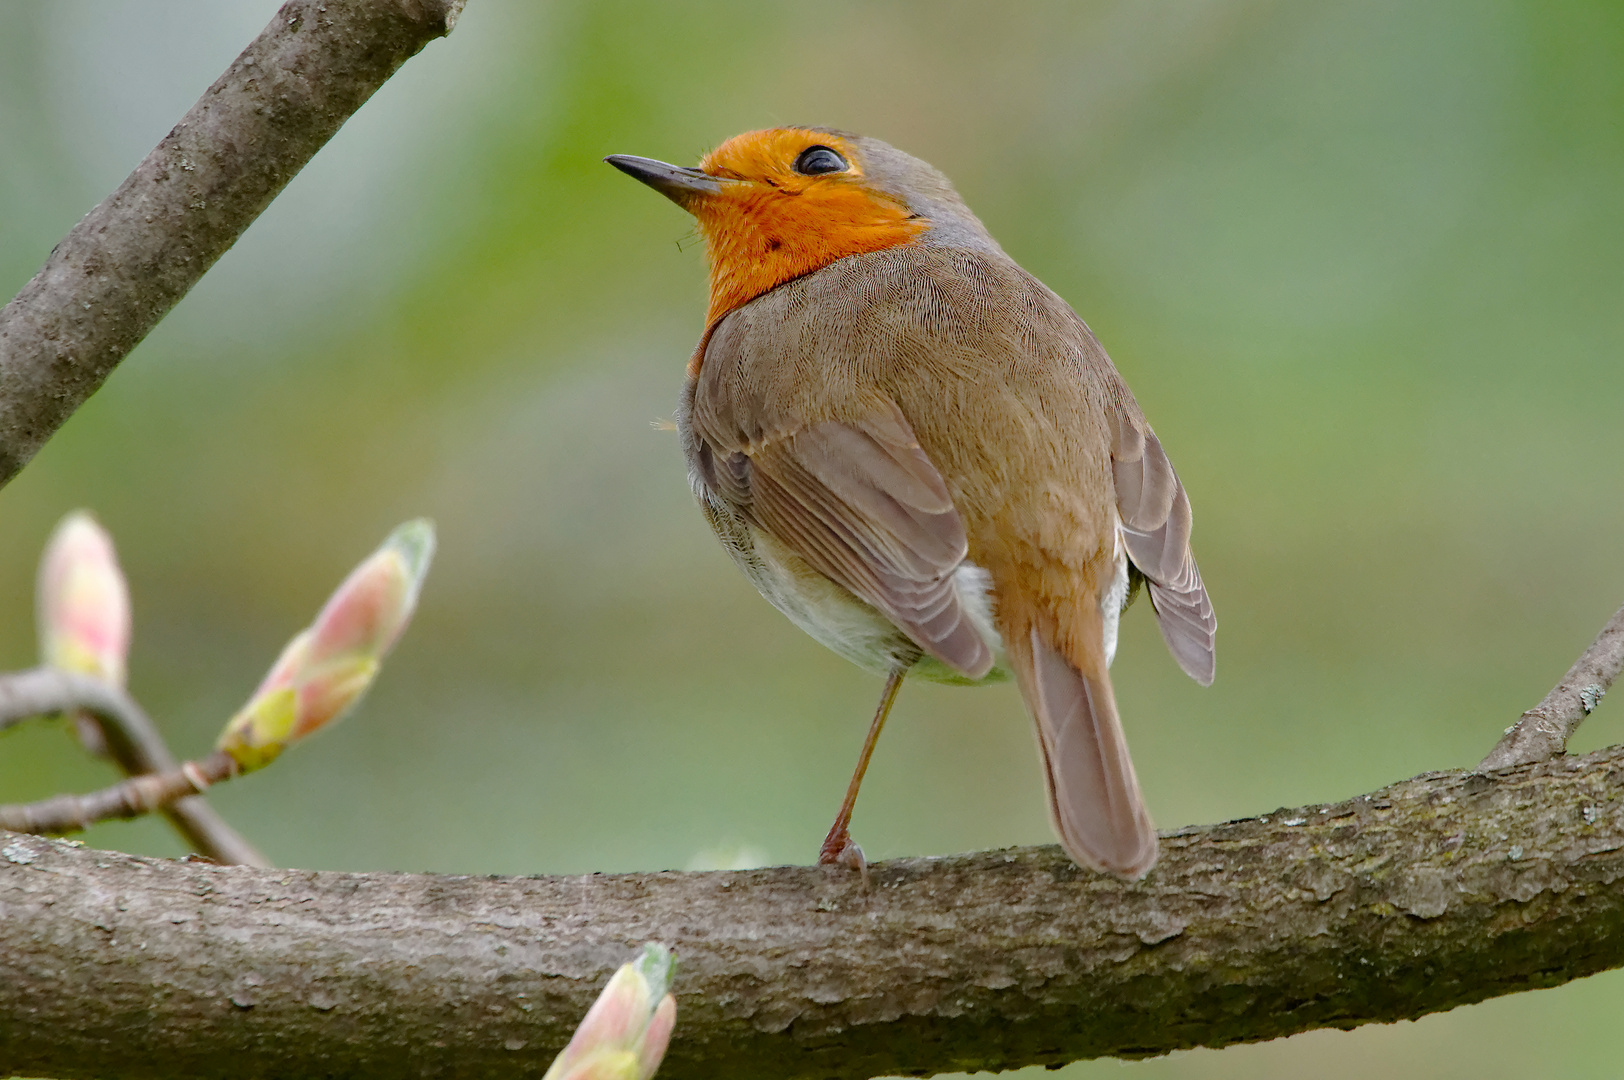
[607,128,1214,879]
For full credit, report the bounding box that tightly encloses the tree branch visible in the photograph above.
[0,749,236,835]
[1481,603,1624,770]
[6,745,1624,1080]
[0,0,466,487]
[0,668,266,866]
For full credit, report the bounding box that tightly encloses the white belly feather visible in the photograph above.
[703,490,1129,686]
[1100,524,1130,668]
[745,528,1009,685]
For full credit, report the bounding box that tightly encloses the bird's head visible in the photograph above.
[607,128,995,326]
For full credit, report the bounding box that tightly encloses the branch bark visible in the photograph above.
[1481,603,1624,770]
[0,0,466,487]
[6,746,1624,1080]
[0,668,266,866]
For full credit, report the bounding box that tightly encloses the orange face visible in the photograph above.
[691,129,927,326]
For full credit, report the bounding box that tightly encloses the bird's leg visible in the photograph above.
[819,662,910,876]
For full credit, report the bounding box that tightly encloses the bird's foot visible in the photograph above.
[818,827,871,890]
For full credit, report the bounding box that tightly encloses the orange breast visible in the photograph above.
[692,129,927,329]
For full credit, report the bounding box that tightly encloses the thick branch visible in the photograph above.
[1482,603,1624,770]
[0,0,466,486]
[6,747,1624,1080]
[0,668,266,866]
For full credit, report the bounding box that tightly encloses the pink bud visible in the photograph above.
[37,511,131,686]
[290,656,378,740]
[306,548,411,660]
[544,945,677,1080]
[216,521,435,771]
[251,630,314,699]
[636,995,677,1079]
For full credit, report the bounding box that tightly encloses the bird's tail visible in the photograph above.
[1009,623,1157,879]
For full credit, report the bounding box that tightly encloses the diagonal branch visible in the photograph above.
[0,668,266,866]
[1481,603,1624,770]
[5,745,1624,1080]
[0,0,467,487]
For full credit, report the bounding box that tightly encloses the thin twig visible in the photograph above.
[0,750,236,835]
[1479,602,1624,770]
[0,668,267,866]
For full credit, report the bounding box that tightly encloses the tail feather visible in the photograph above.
[1016,626,1157,878]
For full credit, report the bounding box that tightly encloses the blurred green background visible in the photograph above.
[3,1,1623,1076]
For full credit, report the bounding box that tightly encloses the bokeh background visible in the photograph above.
[3,1,1623,1076]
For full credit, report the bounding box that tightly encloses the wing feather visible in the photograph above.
[699,401,994,679]
[1111,413,1216,686]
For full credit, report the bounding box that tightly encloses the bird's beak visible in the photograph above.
[604,154,727,210]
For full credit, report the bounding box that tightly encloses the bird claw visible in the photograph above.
[818,831,871,891]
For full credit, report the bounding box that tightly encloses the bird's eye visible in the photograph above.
[792,145,848,176]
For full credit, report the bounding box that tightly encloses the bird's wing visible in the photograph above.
[691,399,994,679]
[1110,411,1217,686]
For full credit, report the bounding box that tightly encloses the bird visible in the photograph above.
[606,128,1214,879]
